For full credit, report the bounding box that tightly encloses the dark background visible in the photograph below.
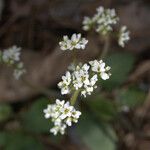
[0,0,150,150]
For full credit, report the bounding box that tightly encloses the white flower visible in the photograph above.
[68,62,83,72]
[62,72,71,85]
[121,105,130,113]
[50,124,66,135]
[43,104,53,119]
[89,60,111,80]
[2,45,21,64]
[58,71,72,95]
[44,99,81,135]
[58,60,111,97]
[59,36,71,50]
[118,26,130,47]
[59,33,88,51]
[82,6,119,35]
[82,63,90,72]
[73,64,90,90]
[54,118,62,126]
[0,46,26,79]
[96,6,104,15]
[82,16,95,31]
[72,110,81,121]
[100,72,110,80]
[65,117,72,126]
[90,74,98,86]
[59,60,111,97]
[55,99,65,107]
[72,64,98,97]
[96,7,119,35]
[68,63,76,71]
[13,62,26,80]
[81,75,98,97]
[71,33,81,48]
[60,102,74,119]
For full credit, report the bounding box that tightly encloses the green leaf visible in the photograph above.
[87,96,117,121]
[118,88,146,108]
[101,52,135,90]
[0,132,44,150]
[0,132,8,147]
[21,98,51,134]
[0,104,13,122]
[76,113,117,150]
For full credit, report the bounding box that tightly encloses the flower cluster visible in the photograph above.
[59,33,88,51]
[13,62,26,80]
[0,46,21,64]
[58,60,111,97]
[95,7,119,35]
[82,16,95,31]
[0,45,25,79]
[82,6,130,47]
[43,99,81,135]
[118,26,130,47]
[58,71,72,95]
[83,6,119,35]
[43,6,130,136]
[89,60,111,80]
[44,31,111,135]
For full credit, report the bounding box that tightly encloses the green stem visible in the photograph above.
[70,90,80,105]
[100,35,110,59]
[72,49,77,65]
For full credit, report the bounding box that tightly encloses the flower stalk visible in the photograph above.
[70,90,80,106]
[100,35,110,59]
